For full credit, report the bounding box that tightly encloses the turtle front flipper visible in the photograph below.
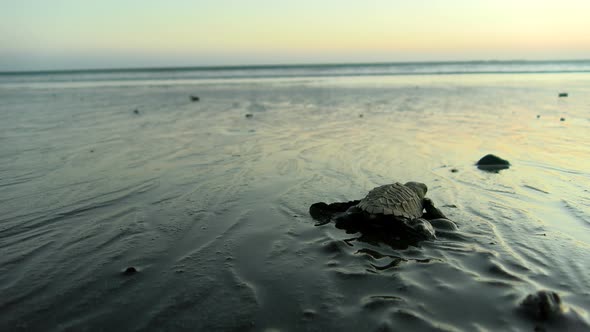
[422,197,447,219]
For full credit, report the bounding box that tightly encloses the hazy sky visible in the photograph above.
[1,0,589,70]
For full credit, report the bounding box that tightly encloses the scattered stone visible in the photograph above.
[475,154,510,172]
[190,95,200,102]
[122,266,138,276]
[245,113,253,118]
[558,93,568,98]
[520,290,564,321]
[560,117,565,122]
[450,168,459,173]
[302,309,317,318]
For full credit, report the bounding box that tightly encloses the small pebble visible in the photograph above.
[245,113,253,118]
[558,92,568,98]
[520,290,564,320]
[560,117,565,122]
[359,114,364,118]
[536,115,540,119]
[190,95,200,102]
[450,168,458,173]
[302,309,317,318]
[123,266,138,276]
[133,109,139,114]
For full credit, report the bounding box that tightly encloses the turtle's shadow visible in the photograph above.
[309,200,435,250]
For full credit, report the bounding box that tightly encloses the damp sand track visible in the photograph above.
[1,74,589,331]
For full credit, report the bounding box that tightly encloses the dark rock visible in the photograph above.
[475,154,510,172]
[476,154,510,166]
[190,95,200,102]
[133,109,139,114]
[558,93,568,98]
[536,115,540,119]
[245,113,253,118]
[560,117,565,122]
[520,290,564,321]
[359,114,364,118]
[122,266,138,276]
[450,168,459,173]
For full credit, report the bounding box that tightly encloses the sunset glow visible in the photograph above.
[2,0,590,70]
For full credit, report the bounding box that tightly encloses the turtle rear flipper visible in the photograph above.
[309,200,360,226]
[429,218,458,231]
[404,218,436,240]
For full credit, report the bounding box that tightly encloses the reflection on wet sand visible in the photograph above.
[1,74,589,331]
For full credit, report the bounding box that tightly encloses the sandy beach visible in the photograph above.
[1,66,589,331]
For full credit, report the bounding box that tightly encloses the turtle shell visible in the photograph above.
[356,183,424,218]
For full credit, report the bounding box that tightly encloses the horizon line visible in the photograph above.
[2,58,590,75]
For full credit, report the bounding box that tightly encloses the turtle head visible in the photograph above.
[404,181,427,199]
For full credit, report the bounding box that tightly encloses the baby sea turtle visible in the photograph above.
[310,182,455,241]
[355,182,426,217]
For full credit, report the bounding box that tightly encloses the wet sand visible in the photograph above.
[1,74,589,331]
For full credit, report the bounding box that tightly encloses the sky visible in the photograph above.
[1,0,590,71]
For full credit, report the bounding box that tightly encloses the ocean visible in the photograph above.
[1,61,589,331]
[2,60,590,85]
